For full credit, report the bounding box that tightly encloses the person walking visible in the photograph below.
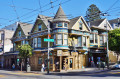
[12,64,15,70]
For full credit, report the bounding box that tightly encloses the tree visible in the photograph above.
[108,28,120,61]
[18,44,33,71]
[85,4,101,21]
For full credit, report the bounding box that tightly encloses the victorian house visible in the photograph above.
[88,19,113,65]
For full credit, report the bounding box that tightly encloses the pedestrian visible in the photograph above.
[41,63,45,72]
[12,64,15,70]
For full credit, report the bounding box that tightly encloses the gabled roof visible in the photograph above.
[68,16,91,31]
[90,19,105,27]
[38,15,53,26]
[109,19,118,25]
[90,19,113,30]
[53,6,69,22]
[19,22,33,35]
[69,16,80,29]
[13,22,33,37]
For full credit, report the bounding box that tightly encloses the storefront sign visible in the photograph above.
[57,50,62,56]
[71,52,78,56]
[62,52,70,56]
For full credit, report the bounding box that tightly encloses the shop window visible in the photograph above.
[38,57,42,64]
[78,36,82,46]
[53,23,56,28]
[90,34,94,43]
[25,41,28,44]
[38,24,42,31]
[64,34,68,45]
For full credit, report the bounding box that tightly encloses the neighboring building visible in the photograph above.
[2,22,18,31]
[89,19,113,65]
[109,18,120,29]
[4,22,33,69]
[0,29,14,68]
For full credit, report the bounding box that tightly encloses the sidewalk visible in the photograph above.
[28,67,110,75]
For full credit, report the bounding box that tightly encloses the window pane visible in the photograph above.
[57,34,62,39]
[38,57,42,64]
[90,34,94,43]
[95,34,98,43]
[54,35,56,45]
[79,24,82,30]
[18,30,21,37]
[64,23,68,27]
[38,24,41,31]
[83,36,86,46]
[50,58,53,64]
[57,40,62,45]
[100,36,104,45]
[64,34,67,39]
[58,23,62,27]
[78,36,82,46]
[34,38,37,48]
[25,41,28,44]
[64,40,67,45]
[38,38,41,47]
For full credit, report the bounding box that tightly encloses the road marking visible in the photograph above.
[10,72,42,76]
[0,75,5,77]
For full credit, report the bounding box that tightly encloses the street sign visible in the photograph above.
[44,38,54,42]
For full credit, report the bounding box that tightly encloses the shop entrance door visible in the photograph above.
[69,58,73,69]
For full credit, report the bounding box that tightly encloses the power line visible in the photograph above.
[105,0,120,13]
[11,0,20,22]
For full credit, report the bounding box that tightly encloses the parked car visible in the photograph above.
[111,64,120,69]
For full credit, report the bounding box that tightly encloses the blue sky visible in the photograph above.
[0,0,120,28]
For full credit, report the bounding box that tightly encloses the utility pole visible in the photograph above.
[106,19,109,69]
[47,21,50,74]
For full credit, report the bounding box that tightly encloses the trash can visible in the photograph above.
[27,64,31,72]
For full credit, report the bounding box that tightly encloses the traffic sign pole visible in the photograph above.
[47,21,50,74]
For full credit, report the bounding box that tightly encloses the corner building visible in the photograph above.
[29,6,91,71]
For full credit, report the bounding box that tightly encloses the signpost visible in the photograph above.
[44,39,54,42]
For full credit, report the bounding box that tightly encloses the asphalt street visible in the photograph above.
[0,69,120,79]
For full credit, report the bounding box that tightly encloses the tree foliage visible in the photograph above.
[86,4,101,21]
[18,44,33,59]
[108,28,120,53]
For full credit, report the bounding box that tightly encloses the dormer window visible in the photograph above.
[38,24,42,31]
[79,21,83,30]
[58,23,62,27]
[18,30,21,37]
